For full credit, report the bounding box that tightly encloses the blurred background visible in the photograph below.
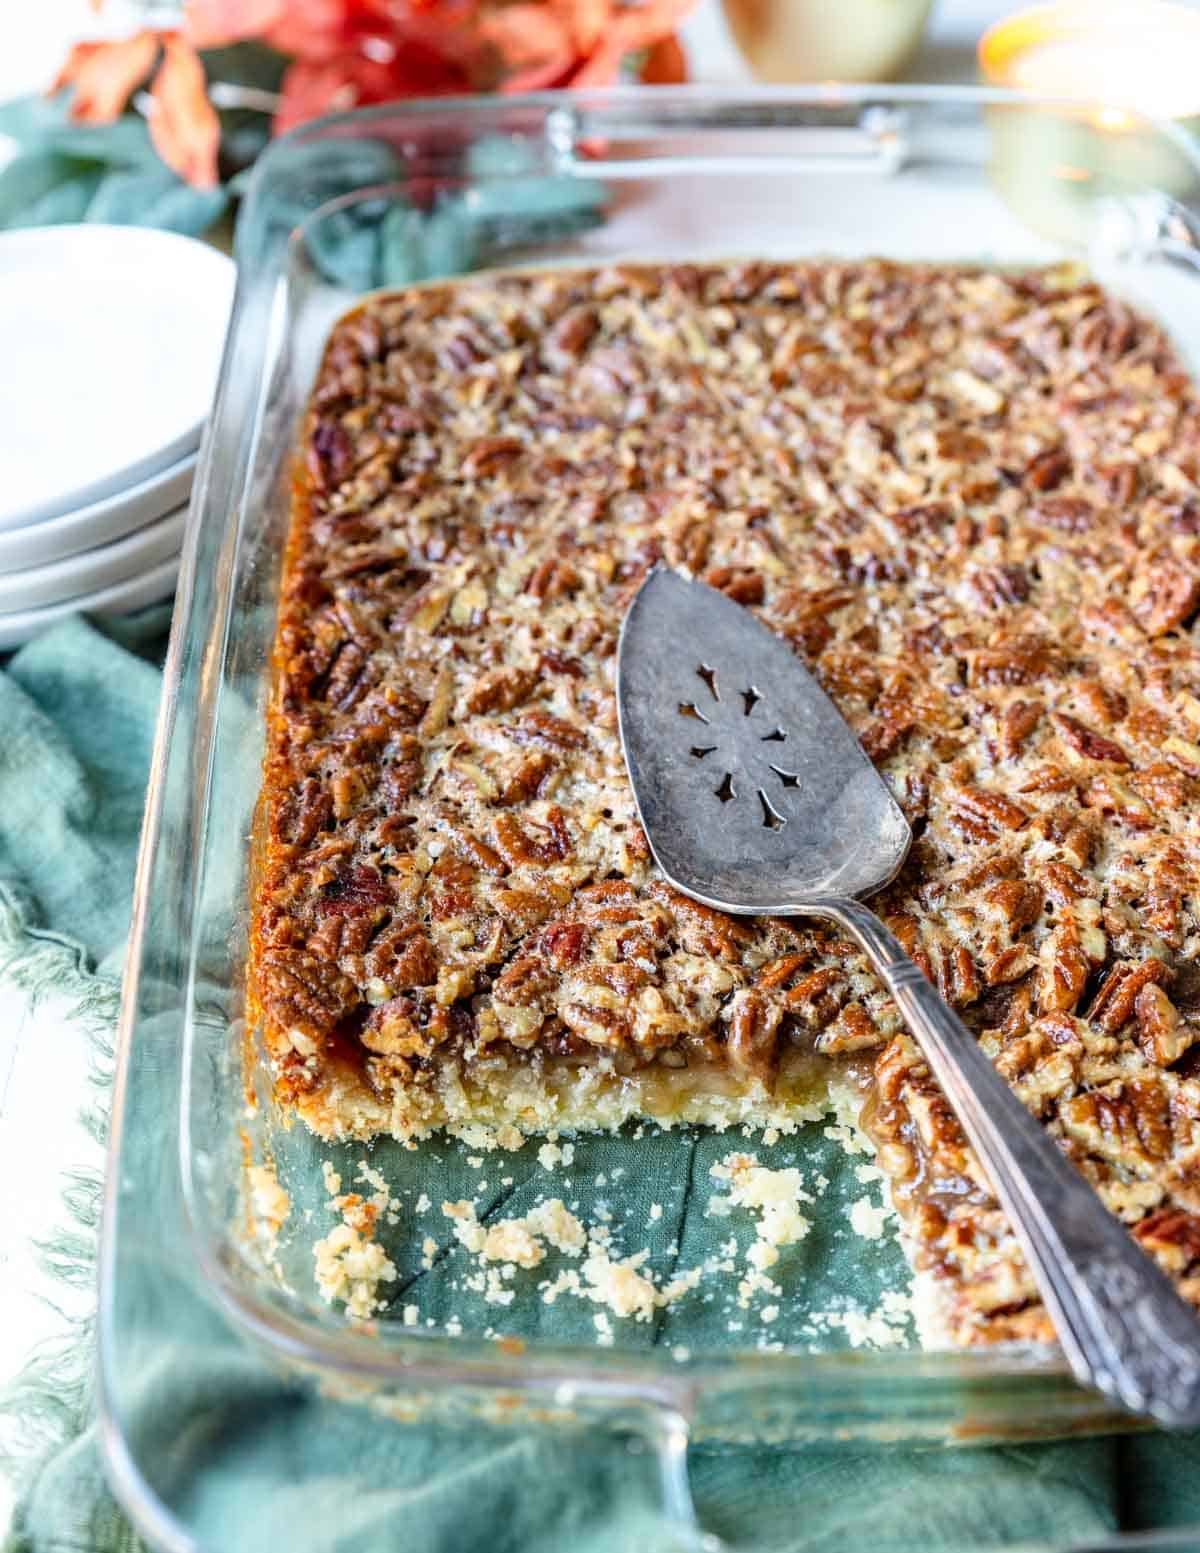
[0,0,1053,114]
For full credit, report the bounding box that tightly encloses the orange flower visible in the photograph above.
[185,0,287,49]
[568,0,694,86]
[148,37,222,188]
[476,5,575,91]
[638,31,688,83]
[548,0,611,56]
[50,29,159,122]
[275,38,474,133]
[261,0,353,62]
[51,0,694,181]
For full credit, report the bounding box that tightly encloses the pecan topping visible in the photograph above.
[253,259,1200,1350]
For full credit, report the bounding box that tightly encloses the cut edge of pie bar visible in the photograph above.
[250,258,1200,1350]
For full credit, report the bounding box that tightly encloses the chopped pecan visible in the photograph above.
[1131,763,1194,810]
[1134,984,1195,1067]
[284,777,333,846]
[440,822,508,876]
[726,991,783,1083]
[325,641,374,712]
[382,734,424,805]
[985,879,1043,930]
[1134,1208,1200,1274]
[1040,861,1092,905]
[1036,496,1095,534]
[1088,959,1171,1033]
[540,920,591,968]
[308,417,354,490]
[703,565,766,605]
[984,945,1037,986]
[365,923,437,990]
[464,665,538,716]
[538,649,585,678]
[969,638,1059,687]
[526,557,582,600]
[1070,680,1127,725]
[492,953,554,1006]
[318,865,392,918]
[861,714,915,762]
[757,952,811,991]
[1038,929,1090,1014]
[546,306,597,361]
[1134,564,1200,637]
[493,808,572,868]
[510,709,587,749]
[999,699,1043,757]
[951,786,1029,838]
[781,967,845,1027]
[499,751,556,805]
[1025,448,1071,491]
[463,435,524,478]
[260,951,354,1031]
[816,1001,882,1054]
[937,945,982,1006]
[969,565,1030,609]
[1061,1079,1172,1177]
[1051,713,1128,764]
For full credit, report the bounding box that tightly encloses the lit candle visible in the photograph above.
[981,0,1200,123]
[978,0,1200,240]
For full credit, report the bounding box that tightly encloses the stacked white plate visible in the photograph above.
[0,225,236,651]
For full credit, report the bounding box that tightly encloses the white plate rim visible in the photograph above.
[0,505,188,613]
[0,225,233,532]
[0,451,195,574]
[0,553,180,653]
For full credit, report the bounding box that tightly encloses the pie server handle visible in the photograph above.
[814,894,1200,1429]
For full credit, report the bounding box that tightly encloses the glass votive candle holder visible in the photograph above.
[979,0,1200,242]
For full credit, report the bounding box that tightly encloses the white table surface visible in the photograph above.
[0,0,1007,1533]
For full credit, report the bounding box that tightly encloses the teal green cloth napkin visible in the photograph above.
[3,614,1200,1553]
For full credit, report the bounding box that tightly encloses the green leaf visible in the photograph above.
[465,135,542,181]
[307,206,382,291]
[0,159,106,229]
[0,95,160,169]
[39,115,160,169]
[0,95,71,143]
[463,175,605,224]
[0,150,86,228]
[84,168,229,235]
[0,146,227,235]
[418,200,479,280]
[377,202,426,287]
[376,198,478,287]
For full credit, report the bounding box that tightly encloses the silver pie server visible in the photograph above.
[616,567,1200,1428]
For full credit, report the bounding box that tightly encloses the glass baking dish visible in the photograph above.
[98,85,1200,1552]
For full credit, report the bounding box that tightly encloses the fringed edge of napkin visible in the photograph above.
[0,882,124,1543]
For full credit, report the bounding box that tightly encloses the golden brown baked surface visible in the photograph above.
[253,259,1200,1346]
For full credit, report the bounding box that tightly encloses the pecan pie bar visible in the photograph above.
[252,259,1200,1346]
